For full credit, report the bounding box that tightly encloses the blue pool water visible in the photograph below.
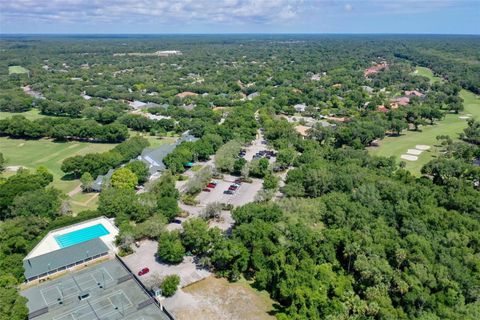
[54,224,110,248]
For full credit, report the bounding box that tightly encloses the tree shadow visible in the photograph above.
[61,173,78,181]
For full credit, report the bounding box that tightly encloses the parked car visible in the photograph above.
[173,218,182,224]
[234,179,242,184]
[224,190,234,195]
[207,183,216,188]
[203,188,211,192]
[229,185,238,191]
[209,181,218,185]
[138,267,150,276]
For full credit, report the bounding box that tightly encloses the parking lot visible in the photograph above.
[196,174,263,207]
[122,240,211,288]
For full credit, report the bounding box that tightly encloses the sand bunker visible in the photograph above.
[459,116,471,119]
[407,149,423,155]
[401,154,418,161]
[5,166,25,172]
[415,145,431,150]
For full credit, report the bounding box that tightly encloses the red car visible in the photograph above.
[138,267,149,276]
[228,185,238,191]
[207,183,216,188]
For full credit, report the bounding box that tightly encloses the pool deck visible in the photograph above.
[25,217,119,260]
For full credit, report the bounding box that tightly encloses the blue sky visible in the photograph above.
[0,0,478,34]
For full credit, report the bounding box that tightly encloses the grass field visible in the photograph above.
[0,109,47,121]
[412,66,442,83]
[369,90,480,175]
[0,137,117,193]
[8,66,29,75]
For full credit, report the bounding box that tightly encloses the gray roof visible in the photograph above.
[92,169,114,192]
[23,239,109,280]
[139,133,198,174]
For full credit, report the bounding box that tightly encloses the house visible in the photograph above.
[364,61,388,77]
[362,86,374,94]
[325,116,349,123]
[91,169,114,192]
[405,90,425,97]
[129,100,147,109]
[180,103,196,111]
[138,132,198,176]
[390,97,410,108]
[377,105,389,113]
[247,92,260,100]
[294,104,307,113]
[295,125,310,137]
[176,91,198,99]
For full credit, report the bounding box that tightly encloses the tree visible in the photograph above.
[0,152,4,173]
[276,148,296,169]
[111,168,138,190]
[80,172,94,192]
[185,165,212,195]
[157,197,179,222]
[181,218,212,255]
[233,158,247,175]
[160,275,180,297]
[125,160,149,184]
[249,158,270,178]
[263,174,279,190]
[157,231,185,264]
[215,140,243,173]
[10,187,63,219]
[98,188,147,223]
[202,202,223,221]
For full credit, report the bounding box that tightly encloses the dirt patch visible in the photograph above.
[163,276,275,320]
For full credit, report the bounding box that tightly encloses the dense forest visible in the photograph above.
[0,35,479,320]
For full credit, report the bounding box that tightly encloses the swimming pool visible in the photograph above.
[54,224,110,248]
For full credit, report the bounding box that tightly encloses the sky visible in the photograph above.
[0,0,478,34]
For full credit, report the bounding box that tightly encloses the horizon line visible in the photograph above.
[1,32,479,37]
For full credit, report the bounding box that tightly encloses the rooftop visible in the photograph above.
[23,238,108,281]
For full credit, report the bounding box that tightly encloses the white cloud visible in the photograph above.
[0,0,303,25]
[344,4,352,12]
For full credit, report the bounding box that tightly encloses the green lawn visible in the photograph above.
[0,137,117,193]
[0,109,47,121]
[8,66,29,75]
[412,66,442,84]
[369,90,480,175]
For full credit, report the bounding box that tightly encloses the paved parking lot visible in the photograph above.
[196,174,262,208]
[122,240,211,288]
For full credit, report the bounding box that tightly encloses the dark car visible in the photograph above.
[229,185,238,191]
[234,179,242,184]
[203,188,211,192]
[138,267,150,276]
[224,190,234,194]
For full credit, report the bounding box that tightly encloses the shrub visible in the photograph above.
[160,274,180,297]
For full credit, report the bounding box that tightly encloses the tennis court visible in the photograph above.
[21,259,171,320]
[52,290,133,320]
[40,267,114,306]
